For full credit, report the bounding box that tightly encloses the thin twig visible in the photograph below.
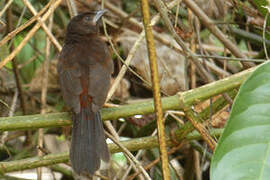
[121,130,157,180]
[141,0,170,179]
[100,1,145,177]
[106,0,180,101]
[105,131,151,180]
[174,1,180,27]
[7,6,26,49]
[104,120,141,177]
[182,0,255,68]
[104,0,184,56]
[41,11,53,126]
[7,5,27,115]
[0,0,62,69]
[37,12,54,180]
[153,0,214,83]
[0,0,14,18]
[189,9,196,89]
[0,1,52,48]
[189,141,212,161]
[128,143,185,180]
[184,109,216,151]
[17,52,39,69]
[22,0,62,51]
[0,99,10,111]
[0,90,18,158]
[229,27,270,47]
[106,29,146,101]
[120,150,145,180]
[0,87,18,166]
[8,89,18,117]
[196,57,231,77]
[65,0,78,17]
[200,43,257,56]
[193,150,202,180]
[194,54,266,62]
[263,12,269,60]
[102,19,153,93]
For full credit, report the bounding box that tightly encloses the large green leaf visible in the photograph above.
[211,61,270,180]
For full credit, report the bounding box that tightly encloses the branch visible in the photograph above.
[0,66,256,131]
[0,0,62,69]
[106,0,181,101]
[0,1,52,48]
[22,0,62,51]
[140,0,170,178]
[152,0,214,83]
[0,129,223,174]
[182,0,255,68]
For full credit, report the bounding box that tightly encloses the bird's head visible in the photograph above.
[67,10,107,35]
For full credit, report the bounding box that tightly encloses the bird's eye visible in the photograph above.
[84,16,91,22]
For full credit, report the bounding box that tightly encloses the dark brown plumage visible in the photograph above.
[57,10,113,175]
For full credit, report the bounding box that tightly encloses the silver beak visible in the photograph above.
[93,9,107,24]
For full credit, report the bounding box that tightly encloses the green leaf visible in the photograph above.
[14,30,45,83]
[211,61,270,180]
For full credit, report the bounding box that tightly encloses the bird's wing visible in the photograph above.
[57,51,83,114]
[88,63,111,112]
[86,41,113,112]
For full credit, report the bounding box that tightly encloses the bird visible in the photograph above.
[57,10,113,175]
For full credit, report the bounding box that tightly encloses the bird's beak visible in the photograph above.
[93,9,107,24]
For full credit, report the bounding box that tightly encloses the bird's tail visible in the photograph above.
[70,107,110,175]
